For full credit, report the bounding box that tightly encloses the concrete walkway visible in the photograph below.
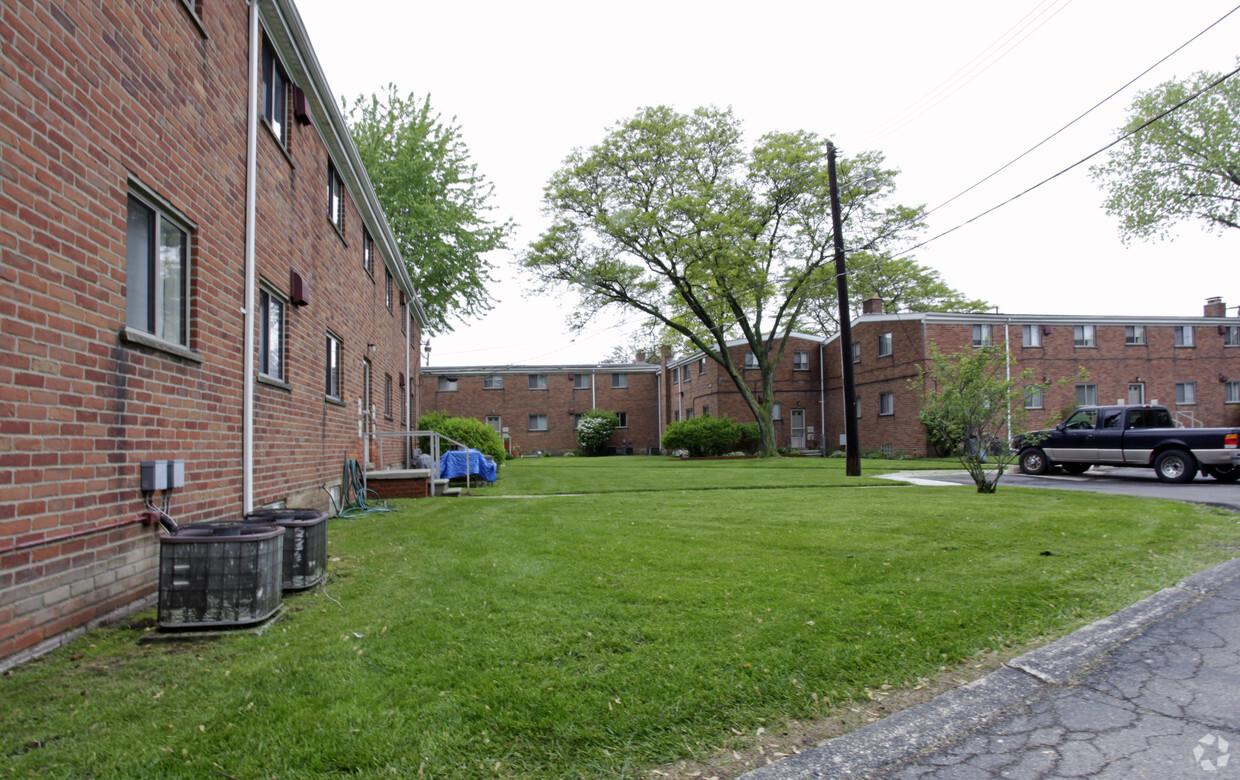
[740,556,1240,779]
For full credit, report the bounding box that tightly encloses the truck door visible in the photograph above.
[1044,408,1099,462]
[1093,407,1126,464]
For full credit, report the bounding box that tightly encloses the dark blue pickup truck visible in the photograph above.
[1015,404,1240,483]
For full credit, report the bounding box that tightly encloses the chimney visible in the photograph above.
[636,350,646,364]
[1204,297,1226,318]
[862,298,884,315]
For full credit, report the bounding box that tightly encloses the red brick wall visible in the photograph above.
[1,0,418,667]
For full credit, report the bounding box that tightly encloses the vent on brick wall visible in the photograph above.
[290,269,309,306]
[291,85,311,125]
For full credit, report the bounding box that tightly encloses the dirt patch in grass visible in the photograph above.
[641,642,1040,779]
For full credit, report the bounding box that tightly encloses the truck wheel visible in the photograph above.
[1154,449,1196,483]
[1204,465,1240,483]
[1061,463,1091,474]
[1019,448,1050,475]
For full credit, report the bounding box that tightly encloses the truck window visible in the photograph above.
[1102,411,1123,429]
[1062,409,1098,431]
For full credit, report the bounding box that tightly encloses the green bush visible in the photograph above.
[661,414,743,457]
[576,409,620,456]
[736,421,762,453]
[417,412,506,468]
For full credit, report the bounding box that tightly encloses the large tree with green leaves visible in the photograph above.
[524,105,925,456]
[347,85,514,333]
[1091,62,1240,242]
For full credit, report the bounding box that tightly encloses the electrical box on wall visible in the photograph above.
[142,460,186,491]
[168,460,185,489]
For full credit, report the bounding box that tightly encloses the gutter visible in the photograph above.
[242,0,260,513]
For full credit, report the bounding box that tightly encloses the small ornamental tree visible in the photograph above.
[914,344,1059,493]
[661,415,744,458]
[576,409,620,456]
[416,412,506,468]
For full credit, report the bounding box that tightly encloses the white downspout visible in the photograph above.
[591,371,597,409]
[818,342,826,454]
[242,0,260,513]
[405,309,411,467]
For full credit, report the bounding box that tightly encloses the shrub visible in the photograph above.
[736,421,762,453]
[576,409,620,456]
[416,412,506,467]
[661,414,743,458]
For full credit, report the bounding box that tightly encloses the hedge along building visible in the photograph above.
[1,0,427,668]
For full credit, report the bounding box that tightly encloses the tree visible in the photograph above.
[1091,62,1240,242]
[524,105,925,456]
[802,252,990,337]
[914,344,1055,493]
[346,85,514,333]
[576,409,620,456]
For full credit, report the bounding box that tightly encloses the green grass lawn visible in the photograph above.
[4,457,1238,779]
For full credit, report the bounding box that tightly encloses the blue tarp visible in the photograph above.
[440,449,498,482]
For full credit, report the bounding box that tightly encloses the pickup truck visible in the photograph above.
[1014,404,1240,483]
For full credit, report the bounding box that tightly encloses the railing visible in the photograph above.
[366,430,481,494]
[1174,410,1203,428]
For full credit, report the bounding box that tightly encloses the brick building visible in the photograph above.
[1,0,425,668]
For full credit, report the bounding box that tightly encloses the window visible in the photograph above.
[684,409,694,420]
[616,412,628,428]
[744,351,759,369]
[384,268,393,312]
[1024,386,1043,409]
[771,403,782,421]
[879,392,894,416]
[529,414,548,431]
[852,342,860,363]
[437,376,457,392]
[258,286,285,381]
[1125,325,1146,345]
[972,324,992,347]
[794,350,810,370]
[260,37,288,146]
[528,374,547,390]
[361,358,372,412]
[126,192,190,347]
[362,229,374,275]
[701,404,709,416]
[400,390,407,426]
[1224,326,1240,347]
[384,373,393,419]
[1075,383,1097,406]
[612,373,627,389]
[681,365,691,382]
[483,375,503,389]
[327,162,344,232]
[1074,325,1096,347]
[1022,325,1042,348]
[1174,326,1194,347]
[1226,381,1240,404]
[699,358,706,375]
[325,332,342,400]
[574,374,591,389]
[877,334,892,358]
[1176,382,1197,405]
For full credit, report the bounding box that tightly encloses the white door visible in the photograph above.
[790,409,806,449]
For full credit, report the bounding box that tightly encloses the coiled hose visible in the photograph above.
[338,459,395,517]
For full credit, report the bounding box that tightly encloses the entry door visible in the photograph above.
[1128,383,1145,404]
[790,409,806,449]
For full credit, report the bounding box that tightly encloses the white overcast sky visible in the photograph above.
[294,0,1240,366]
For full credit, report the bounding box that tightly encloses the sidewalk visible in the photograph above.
[740,557,1240,779]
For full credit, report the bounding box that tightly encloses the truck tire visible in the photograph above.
[1019,448,1051,475]
[1153,449,1196,483]
[1204,464,1240,483]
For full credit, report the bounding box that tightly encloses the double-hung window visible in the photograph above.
[325,332,342,400]
[1176,382,1197,405]
[327,162,344,232]
[794,350,810,370]
[529,414,548,431]
[483,375,503,389]
[877,334,892,358]
[126,192,190,347]
[1174,326,1194,347]
[260,36,288,146]
[1125,325,1145,345]
[1024,386,1043,409]
[616,412,628,428]
[1226,380,1240,404]
[1074,325,1096,347]
[972,324,992,347]
[529,374,548,390]
[879,392,894,416]
[612,373,627,389]
[1022,325,1042,348]
[362,229,374,276]
[744,351,759,369]
[574,374,591,389]
[1075,383,1097,406]
[385,268,393,312]
[258,286,285,381]
[1225,326,1240,347]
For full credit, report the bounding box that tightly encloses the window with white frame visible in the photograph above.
[327,162,344,232]
[260,36,288,147]
[483,375,503,389]
[744,351,759,369]
[616,412,628,428]
[1174,326,1195,347]
[1224,325,1240,347]
[258,286,285,381]
[529,414,548,431]
[1022,325,1042,348]
[771,403,781,421]
[699,358,707,375]
[574,373,591,389]
[437,376,457,392]
[1075,383,1097,406]
[1024,386,1043,409]
[877,333,892,357]
[1226,380,1240,403]
[528,374,547,390]
[1074,325,1096,347]
[384,373,393,419]
[680,365,691,382]
[879,392,894,416]
[325,332,342,400]
[972,324,992,347]
[852,342,860,363]
[385,268,393,312]
[612,373,627,389]
[1176,382,1196,404]
[794,350,810,370]
[126,192,191,347]
[1125,325,1146,345]
[362,228,374,276]
[572,414,583,429]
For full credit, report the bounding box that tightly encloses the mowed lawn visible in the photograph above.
[4,457,1239,779]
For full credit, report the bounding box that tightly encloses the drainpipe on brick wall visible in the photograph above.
[591,372,597,410]
[242,0,260,513]
[1004,320,1012,440]
[819,343,827,454]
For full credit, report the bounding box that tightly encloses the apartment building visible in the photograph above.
[1,0,425,668]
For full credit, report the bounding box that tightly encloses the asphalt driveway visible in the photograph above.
[914,465,1240,512]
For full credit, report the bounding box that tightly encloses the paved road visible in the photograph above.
[741,467,1240,779]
